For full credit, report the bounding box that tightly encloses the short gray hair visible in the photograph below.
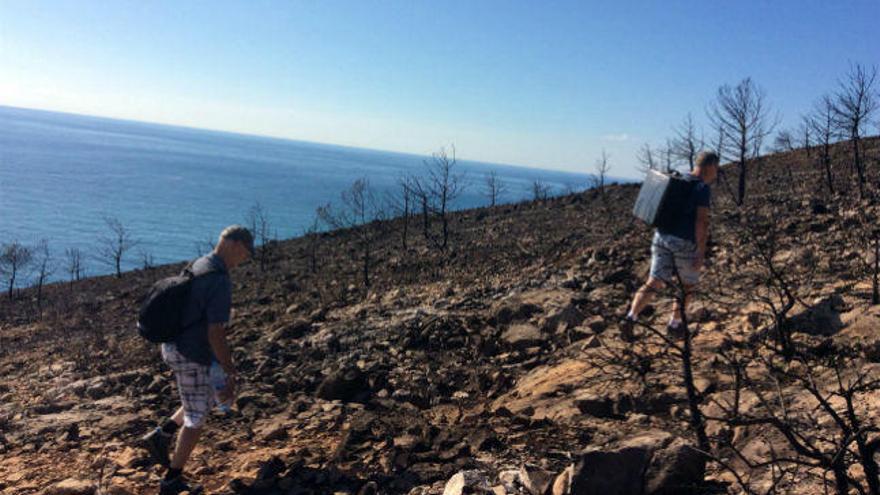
[695,151,720,169]
[219,225,254,255]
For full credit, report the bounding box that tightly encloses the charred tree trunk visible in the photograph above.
[681,320,710,452]
[738,147,747,206]
[421,196,430,241]
[823,142,834,194]
[832,459,850,495]
[854,134,866,199]
[362,239,370,289]
[873,235,879,305]
[401,192,409,250]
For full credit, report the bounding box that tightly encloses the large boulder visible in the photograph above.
[542,304,586,333]
[501,324,544,350]
[553,431,705,495]
[494,299,543,326]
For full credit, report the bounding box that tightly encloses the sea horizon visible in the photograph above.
[0,104,588,177]
[0,105,611,285]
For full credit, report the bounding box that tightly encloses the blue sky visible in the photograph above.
[1,1,877,177]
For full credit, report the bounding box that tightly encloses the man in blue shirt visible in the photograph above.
[622,152,718,340]
[142,225,253,495]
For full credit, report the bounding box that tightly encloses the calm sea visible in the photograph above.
[0,105,594,283]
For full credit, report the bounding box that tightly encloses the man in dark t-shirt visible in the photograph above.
[142,225,253,495]
[622,152,718,340]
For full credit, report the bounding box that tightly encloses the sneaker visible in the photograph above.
[142,427,173,468]
[619,316,638,342]
[666,322,686,340]
[159,475,204,495]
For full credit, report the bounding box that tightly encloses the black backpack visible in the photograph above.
[137,262,217,343]
[632,170,698,230]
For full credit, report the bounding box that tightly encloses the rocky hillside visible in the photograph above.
[1,137,879,495]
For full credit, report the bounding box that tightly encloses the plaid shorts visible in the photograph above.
[161,343,215,428]
[650,231,701,286]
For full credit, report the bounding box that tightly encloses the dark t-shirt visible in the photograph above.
[173,253,232,365]
[657,175,711,242]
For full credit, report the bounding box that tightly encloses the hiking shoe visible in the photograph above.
[619,317,638,342]
[666,322,686,340]
[159,476,204,495]
[142,427,173,468]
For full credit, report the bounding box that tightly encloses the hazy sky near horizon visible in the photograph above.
[1,1,877,176]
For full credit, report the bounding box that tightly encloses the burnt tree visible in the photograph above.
[709,77,775,205]
[810,95,837,194]
[831,63,877,199]
[98,216,137,278]
[1,241,32,301]
[672,113,704,171]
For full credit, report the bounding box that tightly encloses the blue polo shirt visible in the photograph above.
[173,253,232,365]
[657,175,711,242]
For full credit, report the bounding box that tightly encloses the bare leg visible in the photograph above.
[169,425,203,470]
[628,277,665,318]
[170,407,184,427]
[671,284,693,323]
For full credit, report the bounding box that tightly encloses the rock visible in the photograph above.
[114,447,150,469]
[583,315,607,333]
[644,436,706,494]
[810,199,829,215]
[601,269,631,285]
[235,391,262,410]
[32,401,76,415]
[142,375,164,395]
[85,380,110,400]
[44,479,96,495]
[257,417,290,442]
[501,324,543,349]
[566,444,648,494]
[498,470,521,492]
[551,466,572,495]
[254,456,286,484]
[520,465,555,495]
[358,481,379,495]
[271,319,312,341]
[316,366,369,402]
[100,484,134,495]
[110,370,142,386]
[466,428,500,452]
[579,335,601,350]
[443,470,493,495]
[742,311,763,330]
[558,431,704,495]
[494,300,542,325]
[309,307,328,322]
[543,304,586,333]
[790,294,845,336]
[574,395,616,418]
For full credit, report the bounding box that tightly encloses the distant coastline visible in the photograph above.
[0,105,620,284]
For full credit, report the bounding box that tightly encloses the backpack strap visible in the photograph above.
[180,259,220,279]
[178,259,224,332]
